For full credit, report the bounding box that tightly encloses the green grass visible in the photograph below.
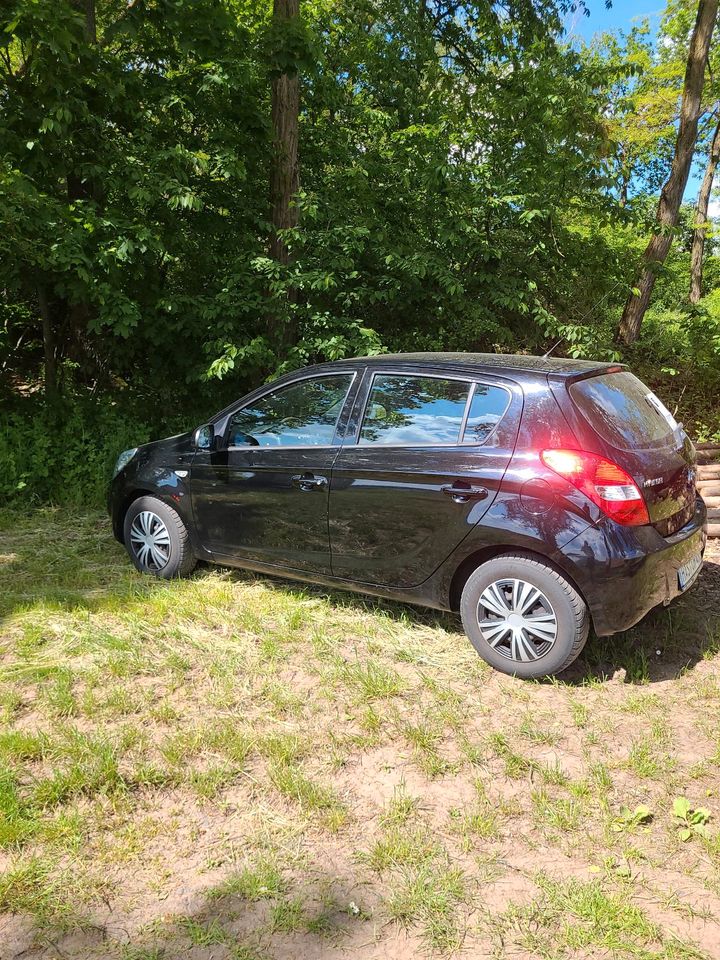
[497,873,707,958]
[268,760,345,817]
[210,857,286,901]
[531,786,583,834]
[269,898,306,933]
[386,862,467,952]
[1,508,719,959]
[339,658,406,701]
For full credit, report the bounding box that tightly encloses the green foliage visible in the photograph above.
[672,797,711,841]
[610,804,653,833]
[0,0,639,393]
[3,0,720,493]
[0,396,190,508]
[1,0,269,392]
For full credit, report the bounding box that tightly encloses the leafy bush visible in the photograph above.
[0,397,193,509]
[628,296,720,440]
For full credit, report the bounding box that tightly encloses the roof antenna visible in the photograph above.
[541,278,626,361]
[543,337,564,359]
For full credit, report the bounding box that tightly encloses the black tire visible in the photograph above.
[123,495,197,579]
[460,552,589,679]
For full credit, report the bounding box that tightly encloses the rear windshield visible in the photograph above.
[569,372,678,451]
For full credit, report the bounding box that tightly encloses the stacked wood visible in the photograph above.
[696,442,720,537]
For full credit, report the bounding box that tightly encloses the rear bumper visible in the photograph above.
[559,497,707,636]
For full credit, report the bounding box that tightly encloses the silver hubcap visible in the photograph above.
[477,578,558,662]
[129,511,171,571]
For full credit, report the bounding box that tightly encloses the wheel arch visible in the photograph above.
[114,488,159,543]
[448,545,590,615]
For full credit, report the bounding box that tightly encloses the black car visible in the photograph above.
[109,353,707,679]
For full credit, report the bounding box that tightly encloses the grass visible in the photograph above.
[1,508,720,959]
[496,873,708,958]
[210,857,286,901]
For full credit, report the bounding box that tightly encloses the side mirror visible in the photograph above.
[193,424,215,451]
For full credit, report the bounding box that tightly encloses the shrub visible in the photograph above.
[0,396,191,508]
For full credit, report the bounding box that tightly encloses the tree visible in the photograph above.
[0,0,681,400]
[586,25,675,204]
[617,0,719,345]
[268,0,301,351]
[0,0,268,398]
[689,113,720,301]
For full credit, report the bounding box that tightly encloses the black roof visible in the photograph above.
[340,352,622,378]
[211,351,623,425]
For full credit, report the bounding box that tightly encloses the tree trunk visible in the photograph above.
[689,114,720,303]
[38,284,58,402]
[64,0,98,381]
[73,0,96,43]
[618,143,630,208]
[617,0,718,345]
[268,0,300,349]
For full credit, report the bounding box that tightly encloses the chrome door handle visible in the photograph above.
[440,483,489,503]
[291,473,328,491]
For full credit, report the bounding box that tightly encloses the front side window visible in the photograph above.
[228,374,353,447]
[358,374,470,446]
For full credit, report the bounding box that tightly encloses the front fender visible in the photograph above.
[108,433,197,548]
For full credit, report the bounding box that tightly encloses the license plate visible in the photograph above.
[678,552,703,591]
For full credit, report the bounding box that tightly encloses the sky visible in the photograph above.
[563,1,714,209]
[565,0,664,41]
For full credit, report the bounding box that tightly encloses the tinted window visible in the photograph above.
[228,374,353,447]
[359,375,470,446]
[462,384,511,444]
[569,372,677,450]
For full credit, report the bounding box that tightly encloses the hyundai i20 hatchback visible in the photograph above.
[109,353,707,678]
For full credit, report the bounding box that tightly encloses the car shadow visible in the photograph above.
[2,511,718,686]
[217,552,720,686]
[4,868,388,960]
[564,551,720,684]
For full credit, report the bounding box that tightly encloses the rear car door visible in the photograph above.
[328,367,522,587]
[191,371,358,574]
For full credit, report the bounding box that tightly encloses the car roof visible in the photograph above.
[323,352,623,379]
[210,351,623,425]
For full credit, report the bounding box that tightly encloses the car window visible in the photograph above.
[228,374,353,448]
[358,374,470,446]
[461,384,511,444]
[569,372,677,451]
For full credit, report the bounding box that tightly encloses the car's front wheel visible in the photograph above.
[460,553,589,678]
[123,496,197,579]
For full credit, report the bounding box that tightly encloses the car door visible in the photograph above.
[191,371,358,574]
[328,368,522,587]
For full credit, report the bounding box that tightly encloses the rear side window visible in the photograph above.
[359,375,469,445]
[569,372,677,450]
[358,374,510,446]
[462,384,511,444]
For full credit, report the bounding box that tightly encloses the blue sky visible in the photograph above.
[565,1,664,41]
[564,2,707,202]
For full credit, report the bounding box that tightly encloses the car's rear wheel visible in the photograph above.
[460,553,588,678]
[123,496,197,579]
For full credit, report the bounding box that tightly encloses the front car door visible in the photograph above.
[191,370,358,574]
[328,367,522,587]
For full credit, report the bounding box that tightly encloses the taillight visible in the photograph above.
[540,448,650,526]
